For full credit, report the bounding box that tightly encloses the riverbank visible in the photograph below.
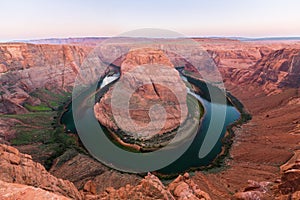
[152,72,251,179]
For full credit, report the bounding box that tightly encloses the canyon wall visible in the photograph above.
[0,43,91,114]
[1,39,300,199]
[1,40,300,114]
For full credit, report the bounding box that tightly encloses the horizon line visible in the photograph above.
[2,35,300,44]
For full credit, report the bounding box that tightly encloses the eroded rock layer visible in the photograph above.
[0,144,82,199]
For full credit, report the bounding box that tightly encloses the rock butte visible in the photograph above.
[94,48,188,141]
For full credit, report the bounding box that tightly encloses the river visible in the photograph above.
[60,71,240,175]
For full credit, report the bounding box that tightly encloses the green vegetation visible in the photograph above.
[43,126,78,169]
[1,88,84,170]
[30,88,71,110]
[226,91,252,124]
[24,103,52,112]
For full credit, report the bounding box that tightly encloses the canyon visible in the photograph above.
[0,38,300,199]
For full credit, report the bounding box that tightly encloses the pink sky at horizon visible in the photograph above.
[1,0,300,41]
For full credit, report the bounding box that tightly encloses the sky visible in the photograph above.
[1,0,300,41]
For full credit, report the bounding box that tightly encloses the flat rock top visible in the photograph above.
[94,48,188,140]
[121,48,174,72]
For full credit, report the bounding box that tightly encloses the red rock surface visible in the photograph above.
[222,48,300,94]
[277,151,300,197]
[0,143,212,200]
[1,38,300,199]
[232,180,271,199]
[0,180,71,200]
[0,43,92,114]
[0,144,82,199]
[96,172,211,200]
[94,48,188,140]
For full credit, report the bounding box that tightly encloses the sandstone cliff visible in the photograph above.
[224,48,300,94]
[0,144,82,199]
[0,43,91,114]
[1,40,299,114]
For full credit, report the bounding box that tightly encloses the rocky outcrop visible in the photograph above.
[0,180,71,200]
[232,180,271,200]
[277,150,300,197]
[96,172,211,200]
[0,144,82,199]
[97,173,175,200]
[232,191,264,200]
[94,48,188,145]
[121,48,174,72]
[168,173,211,200]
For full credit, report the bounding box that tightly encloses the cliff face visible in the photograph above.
[206,47,262,69]
[0,144,82,199]
[252,48,300,88]
[224,48,300,94]
[94,48,188,141]
[0,43,91,114]
[1,41,298,114]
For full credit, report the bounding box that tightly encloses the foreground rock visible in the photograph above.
[232,180,271,200]
[0,180,70,200]
[168,173,211,200]
[94,173,211,200]
[0,144,211,200]
[0,144,82,199]
[94,48,188,146]
[276,150,300,198]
